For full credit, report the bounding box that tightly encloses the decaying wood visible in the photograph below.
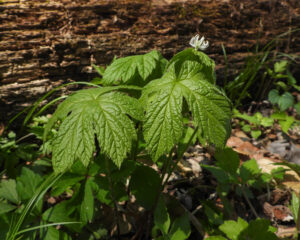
[0,0,299,124]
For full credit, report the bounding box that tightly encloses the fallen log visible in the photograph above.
[0,0,299,124]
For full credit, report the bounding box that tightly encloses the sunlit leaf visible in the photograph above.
[219,217,248,240]
[102,51,166,85]
[142,49,231,160]
[45,88,142,172]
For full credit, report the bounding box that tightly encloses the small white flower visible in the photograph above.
[189,34,209,51]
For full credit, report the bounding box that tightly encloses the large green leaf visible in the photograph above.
[180,77,231,148]
[143,84,184,160]
[142,50,231,160]
[45,88,143,173]
[166,48,216,84]
[102,50,166,85]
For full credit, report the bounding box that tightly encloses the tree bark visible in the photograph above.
[0,0,299,124]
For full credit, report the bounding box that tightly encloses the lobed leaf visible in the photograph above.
[180,76,231,148]
[166,48,216,84]
[143,85,184,161]
[142,49,231,160]
[47,88,142,173]
[102,50,166,85]
[219,217,248,240]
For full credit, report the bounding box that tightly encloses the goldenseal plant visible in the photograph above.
[44,34,231,172]
[42,35,232,238]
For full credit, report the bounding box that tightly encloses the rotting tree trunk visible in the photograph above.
[0,0,299,125]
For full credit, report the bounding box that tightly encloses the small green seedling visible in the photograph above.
[206,217,277,240]
[203,147,285,217]
[233,109,273,139]
[271,111,298,133]
[267,60,300,114]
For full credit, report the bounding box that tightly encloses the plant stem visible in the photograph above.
[221,44,228,87]
[104,156,120,238]
[145,126,199,239]
[242,186,259,218]
[266,183,271,202]
[297,195,300,235]
[132,123,141,162]
[7,172,63,240]
[144,147,175,239]
[163,126,199,187]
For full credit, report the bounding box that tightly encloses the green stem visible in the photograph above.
[104,156,120,238]
[297,195,300,235]
[163,126,199,187]
[145,126,199,239]
[132,123,142,162]
[161,149,174,186]
[145,147,175,239]
[221,44,228,87]
[242,185,259,218]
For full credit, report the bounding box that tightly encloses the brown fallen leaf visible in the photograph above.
[226,136,244,148]
[234,141,265,160]
[276,226,297,239]
[0,122,4,137]
[270,189,291,205]
[263,202,293,222]
[234,130,250,140]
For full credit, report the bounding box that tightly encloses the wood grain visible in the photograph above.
[0,0,299,124]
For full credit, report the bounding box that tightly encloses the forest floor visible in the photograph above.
[172,100,300,239]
